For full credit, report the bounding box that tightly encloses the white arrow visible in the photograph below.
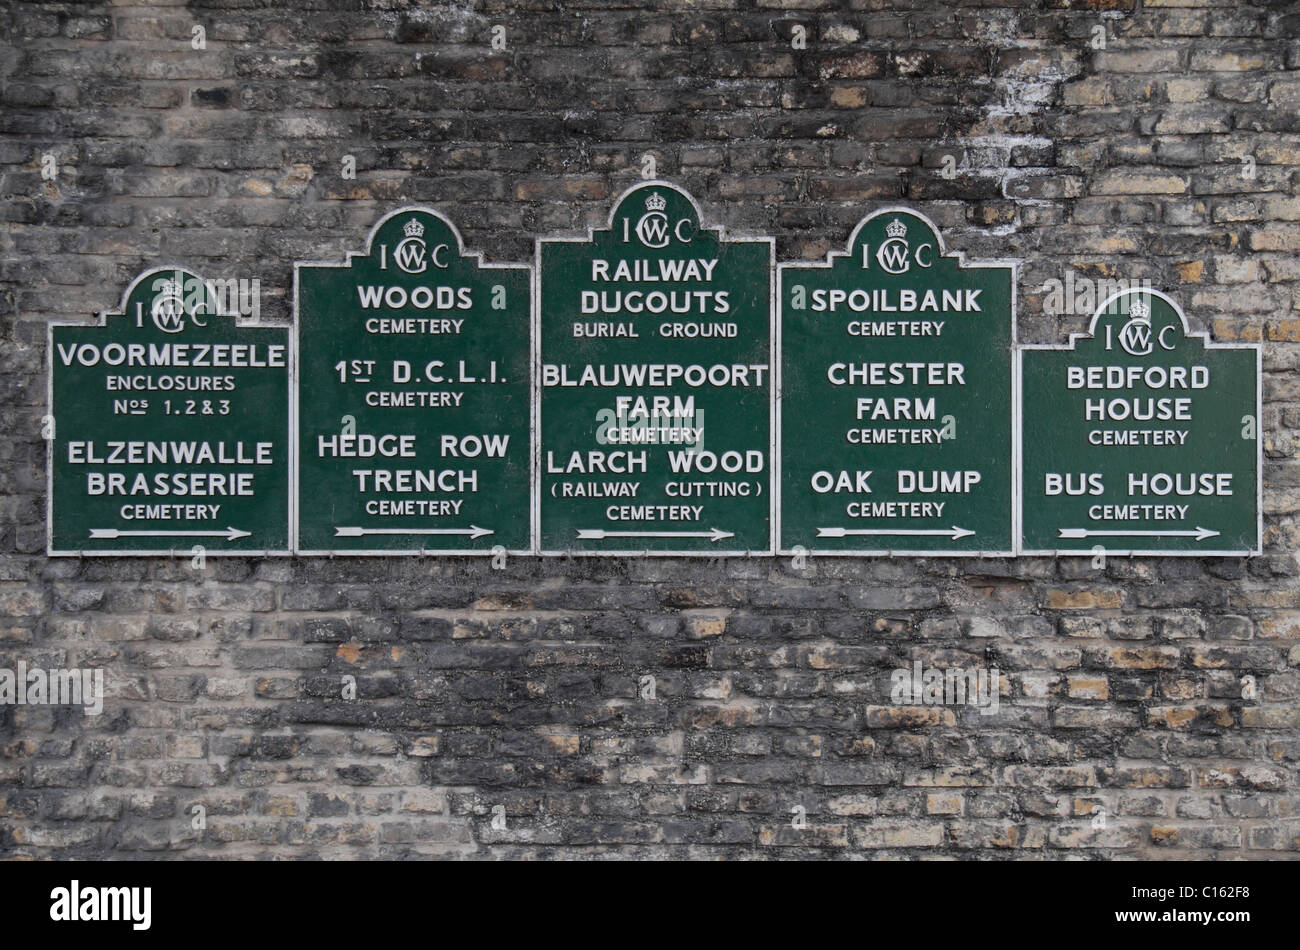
[817,525,975,541]
[89,526,251,542]
[1059,526,1219,542]
[335,525,493,539]
[577,527,735,543]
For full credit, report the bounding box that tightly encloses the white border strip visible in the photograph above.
[775,206,1019,557]
[292,206,535,557]
[47,265,293,557]
[1016,287,1263,557]
[534,179,777,557]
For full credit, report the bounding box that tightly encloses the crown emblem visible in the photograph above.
[156,278,184,299]
[644,191,666,212]
[885,218,908,239]
[402,218,425,239]
[1128,297,1149,321]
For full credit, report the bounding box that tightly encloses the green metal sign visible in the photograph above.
[295,208,531,554]
[779,209,1015,555]
[46,211,1266,562]
[48,267,290,555]
[1020,288,1261,555]
[537,181,774,554]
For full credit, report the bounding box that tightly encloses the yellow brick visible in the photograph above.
[1045,589,1124,609]
[1211,317,1263,342]
[1091,170,1186,195]
[1067,676,1109,701]
[926,793,963,815]
[690,617,727,638]
[1064,79,1113,106]
[828,86,868,108]
[543,734,581,755]
[1267,321,1300,342]
[409,737,440,757]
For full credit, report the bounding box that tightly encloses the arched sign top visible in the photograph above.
[358,205,465,256]
[94,265,239,332]
[793,205,1018,284]
[356,207,468,275]
[843,208,947,276]
[1078,287,1201,355]
[604,180,708,252]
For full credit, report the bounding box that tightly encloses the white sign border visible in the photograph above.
[46,264,293,558]
[1016,287,1263,558]
[534,179,777,558]
[292,206,535,557]
[775,206,1020,558]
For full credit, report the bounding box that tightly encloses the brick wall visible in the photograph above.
[2,0,1299,858]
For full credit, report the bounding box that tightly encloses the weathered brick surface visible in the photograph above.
[1,0,1298,859]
